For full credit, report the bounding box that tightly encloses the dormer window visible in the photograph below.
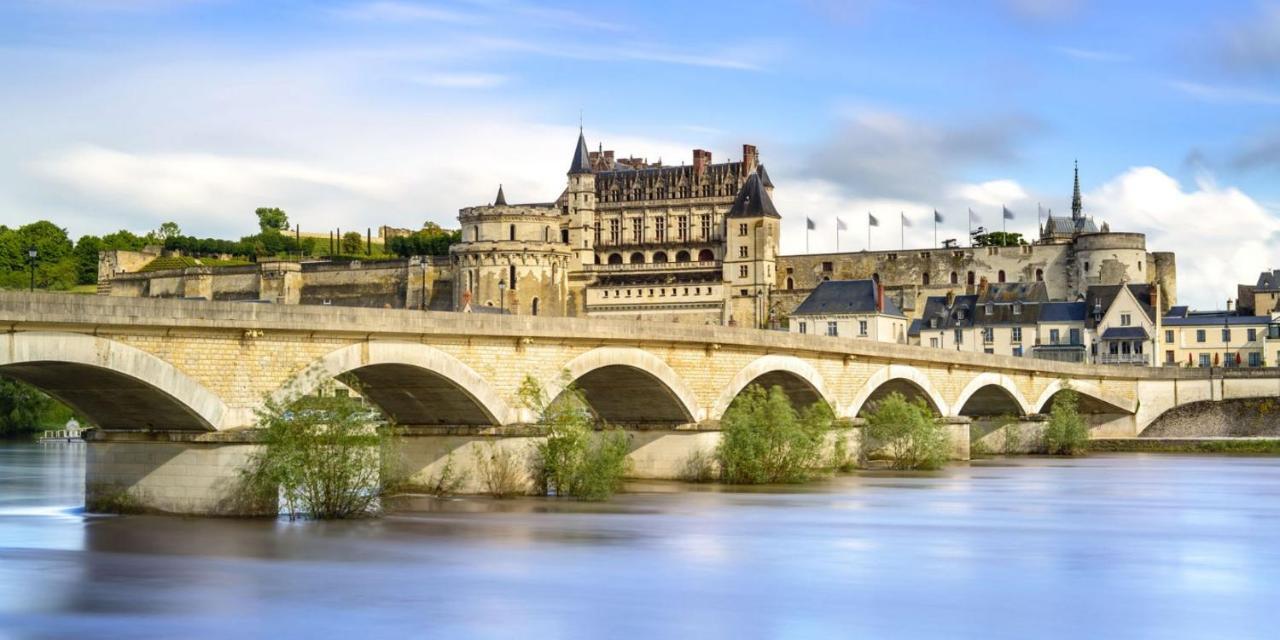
[929,317,940,329]
[985,302,994,316]
[956,309,966,321]
[1013,303,1022,315]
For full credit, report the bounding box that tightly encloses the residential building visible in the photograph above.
[788,280,907,342]
[1160,305,1276,367]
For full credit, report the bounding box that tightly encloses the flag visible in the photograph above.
[806,217,815,230]
[868,213,879,227]
[1003,206,1015,220]
[934,210,943,223]
[968,208,980,223]
[900,212,912,227]
[836,217,848,231]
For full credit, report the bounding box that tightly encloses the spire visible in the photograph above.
[494,183,507,206]
[727,173,780,219]
[1071,159,1082,220]
[568,127,591,175]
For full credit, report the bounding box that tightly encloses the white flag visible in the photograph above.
[901,212,912,228]
[836,217,848,231]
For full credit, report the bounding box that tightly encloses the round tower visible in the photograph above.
[565,128,597,269]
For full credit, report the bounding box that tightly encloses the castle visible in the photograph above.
[98,130,1176,327]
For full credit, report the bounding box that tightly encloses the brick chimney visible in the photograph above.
[693,149,711,178]
[876,282,885,313]
[742,144,759,176]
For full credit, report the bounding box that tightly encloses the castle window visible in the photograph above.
[701,216,711,240]
[653,251,668,263]
[594,254,601,265]
[786,277,794,290]
[1035,268,1044,282]
[632,218,643,243]
[739,265,748,278]
[675,250,690,262]
[608,253,623,265]
[967,271,975,286]
[822,261,833,272]
[1084,261,1090,273]
[594,223,601,245]
[655,217,666,242]
[950,271,958,284]
[998,270,1006,283]
[739,246,748,258]
[630,252,645,264]
[698,249,715,262]
[922,272,930,286]
[677,216,688,241]
[544,226,549,242]
[738,223,748,237]
[609,219,620,244]
[509,224,516,241]
[532,298,539,316]
[509,265,516,289]
[472,226,479,242]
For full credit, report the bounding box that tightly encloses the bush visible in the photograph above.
[473,441,529,498]
[828,420,857,472]
[1043,387,1089,456]
[425,451,466,497]
[680,448,719,482]
[522,375,630,501]
[242,393,401,519]
[862,392,949,470]
[717,385,833,484]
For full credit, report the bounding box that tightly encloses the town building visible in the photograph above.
[1085,283,1161,366]
[907,282,1091,362]
[1160,305,1276,368]
[788,280,907,342]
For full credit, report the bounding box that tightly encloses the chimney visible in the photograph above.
[876,282,885,313]
[946,290,955,307]
[693,149,710,178]
[978,276,989,299]
[742,144,759,176]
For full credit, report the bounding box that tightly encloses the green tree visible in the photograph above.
[973,231,1027,247]
[255,207,289,233]
[341,231,363,255]
[1043,386,1089,455]
[72,235,103,285]
[717,384,833,484]
[520,374,630,501]
[862,392,950,470]
[0,377,79,438]
[155,221,182,241]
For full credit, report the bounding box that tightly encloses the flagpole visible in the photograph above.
[835,218,839,252]
[1002,205,1006,235]
[867,212,871,251]
[900,211,904,251]
[967,210,972,248]
[933,212,937,249]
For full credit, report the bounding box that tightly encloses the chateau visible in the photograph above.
[98,130,1177,332]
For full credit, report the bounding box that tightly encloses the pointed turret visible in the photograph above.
[568,128,591,175]
[727,173,780,218]
[1071,160,1082,220]
[494,184,507,206]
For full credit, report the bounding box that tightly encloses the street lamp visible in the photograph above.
[26,247,37,292]
[498,277,507,314]
[755,289,763,329]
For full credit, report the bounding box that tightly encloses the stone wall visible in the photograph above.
[1140,398,1280,437]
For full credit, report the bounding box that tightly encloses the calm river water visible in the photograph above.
[2,443,1279,639]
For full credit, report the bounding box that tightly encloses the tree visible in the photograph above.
[255,207,289,233]
[717,384,833,483]
[1043,386,1089,455]
[862,392,949,470]
[972,231,1027,247]
[341,231,363,255]
[156,221,182,241]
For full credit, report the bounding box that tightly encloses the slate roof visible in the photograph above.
[1161,313,1272,326]
[569,130,591,174]
[918,294,980,330]
[792,279,903,317]
[1257,269,1280,291]
[757,164,774,188]
[978,282,1048,303]
[1165,305,1190,318]
[726,173,781,219]
[494,184,507,206]
[1101,326,1150,340]
[1044,215,1099,236]
[1039,301,1087,322]
[907,318,923,338]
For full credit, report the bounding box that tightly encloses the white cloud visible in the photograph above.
[1086,167,1280,309]
[949,179,1029,208]
[1168,80,1280,106]
[1055,46,1130,62]
[411,72,508,88]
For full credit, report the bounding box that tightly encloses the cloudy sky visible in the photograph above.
[1,0,1278,308]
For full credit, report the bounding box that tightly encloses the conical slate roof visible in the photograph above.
[494,184,507,206]
[727,173,780,218]
[756,164,774,188]
[568,129,591,175]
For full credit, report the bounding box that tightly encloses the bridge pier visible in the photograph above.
[84,431,270,516]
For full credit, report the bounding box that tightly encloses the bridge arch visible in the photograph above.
[276,342,514,426]
[711,355,837,420]
[848,365,949,417]
[1032,379,1136,415]
[547,347,700,424]
[0,331,229,431]
[952,373,1032,417]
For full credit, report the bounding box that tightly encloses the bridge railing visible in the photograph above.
[39,427,85,442]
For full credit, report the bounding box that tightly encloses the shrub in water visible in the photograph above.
[717,384,833,484]
[862,392,949,470]
[1043,387,1089,456]
[521,375,630,501]
[473,441,529,498]
[242,393,400,519]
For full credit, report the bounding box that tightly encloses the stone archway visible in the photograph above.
[711,355,837,420]
[547,347,701,424]
[848,365,949,417]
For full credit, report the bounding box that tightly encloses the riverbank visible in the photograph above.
[1091,437,1280,454]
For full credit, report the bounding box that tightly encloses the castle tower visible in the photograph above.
[724,173,781,327]
[566,128,597,269]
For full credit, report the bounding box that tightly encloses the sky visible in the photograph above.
[1,0,1278,309]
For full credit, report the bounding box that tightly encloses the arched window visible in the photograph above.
[509,224,516,241]
[698,249,715,261]
[922,272,930,286]
[531,298,539,316]
[594,254,601,264]
[950,271,958,285]
[675,250,691,262]
[652,251,668,263]
[608,253,623,265]
[509,265,516,289]
[471,226,479,242]
[967,271,976,286]
[1035,268,1044,282]
[998,270,1006,283]
[630,252,645,264]
[786,277,794,290]
[543,226,549,242]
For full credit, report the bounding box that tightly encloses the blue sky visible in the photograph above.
[1,0,1278,307]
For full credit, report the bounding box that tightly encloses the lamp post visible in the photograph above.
[755,289,763,329]
[498,277,507,314]
[26,247,37,292]
[1224,298,1233,370]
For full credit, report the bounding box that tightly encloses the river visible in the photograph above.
[1,442,1278,639]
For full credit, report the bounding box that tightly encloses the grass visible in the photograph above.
[139,256,253,272]
[1090,438,1280,455]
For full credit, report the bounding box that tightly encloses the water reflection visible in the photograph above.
[2,443,1280,638]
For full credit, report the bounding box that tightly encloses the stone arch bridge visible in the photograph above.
[3,294,1277,513]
